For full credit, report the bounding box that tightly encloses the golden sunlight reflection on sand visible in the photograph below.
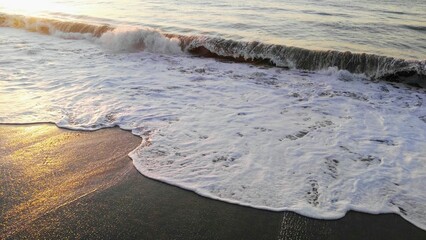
[0,124,140,239]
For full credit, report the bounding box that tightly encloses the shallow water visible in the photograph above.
[1,0,426,231]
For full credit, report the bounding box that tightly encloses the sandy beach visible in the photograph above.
[1,124,425,239]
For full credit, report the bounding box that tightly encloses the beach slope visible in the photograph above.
[0,124,425,239]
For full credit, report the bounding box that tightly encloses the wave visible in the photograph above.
[0,13,112,36]
[1,13,425,86]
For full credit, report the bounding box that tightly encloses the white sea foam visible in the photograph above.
[98,27,182,54]
[1,27,426,230]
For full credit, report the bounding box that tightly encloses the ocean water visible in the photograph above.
[1,0,426,230]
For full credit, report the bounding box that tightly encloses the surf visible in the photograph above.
[1,13,425,87]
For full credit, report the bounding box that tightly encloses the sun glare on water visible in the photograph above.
[0,0,74,16]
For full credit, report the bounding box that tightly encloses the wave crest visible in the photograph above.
[99,27,182,54]
[180,36,425,85]
[1,13,425,85]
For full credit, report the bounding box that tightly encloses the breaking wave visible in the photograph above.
[1,13,425,86]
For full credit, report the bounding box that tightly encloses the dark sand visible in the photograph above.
[1,124,425,240]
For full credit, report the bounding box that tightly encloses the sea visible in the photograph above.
[1,0,426,230]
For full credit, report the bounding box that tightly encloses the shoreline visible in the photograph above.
[1,123,425,239]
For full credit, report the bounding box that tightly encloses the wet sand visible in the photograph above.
[1,124,425,240]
